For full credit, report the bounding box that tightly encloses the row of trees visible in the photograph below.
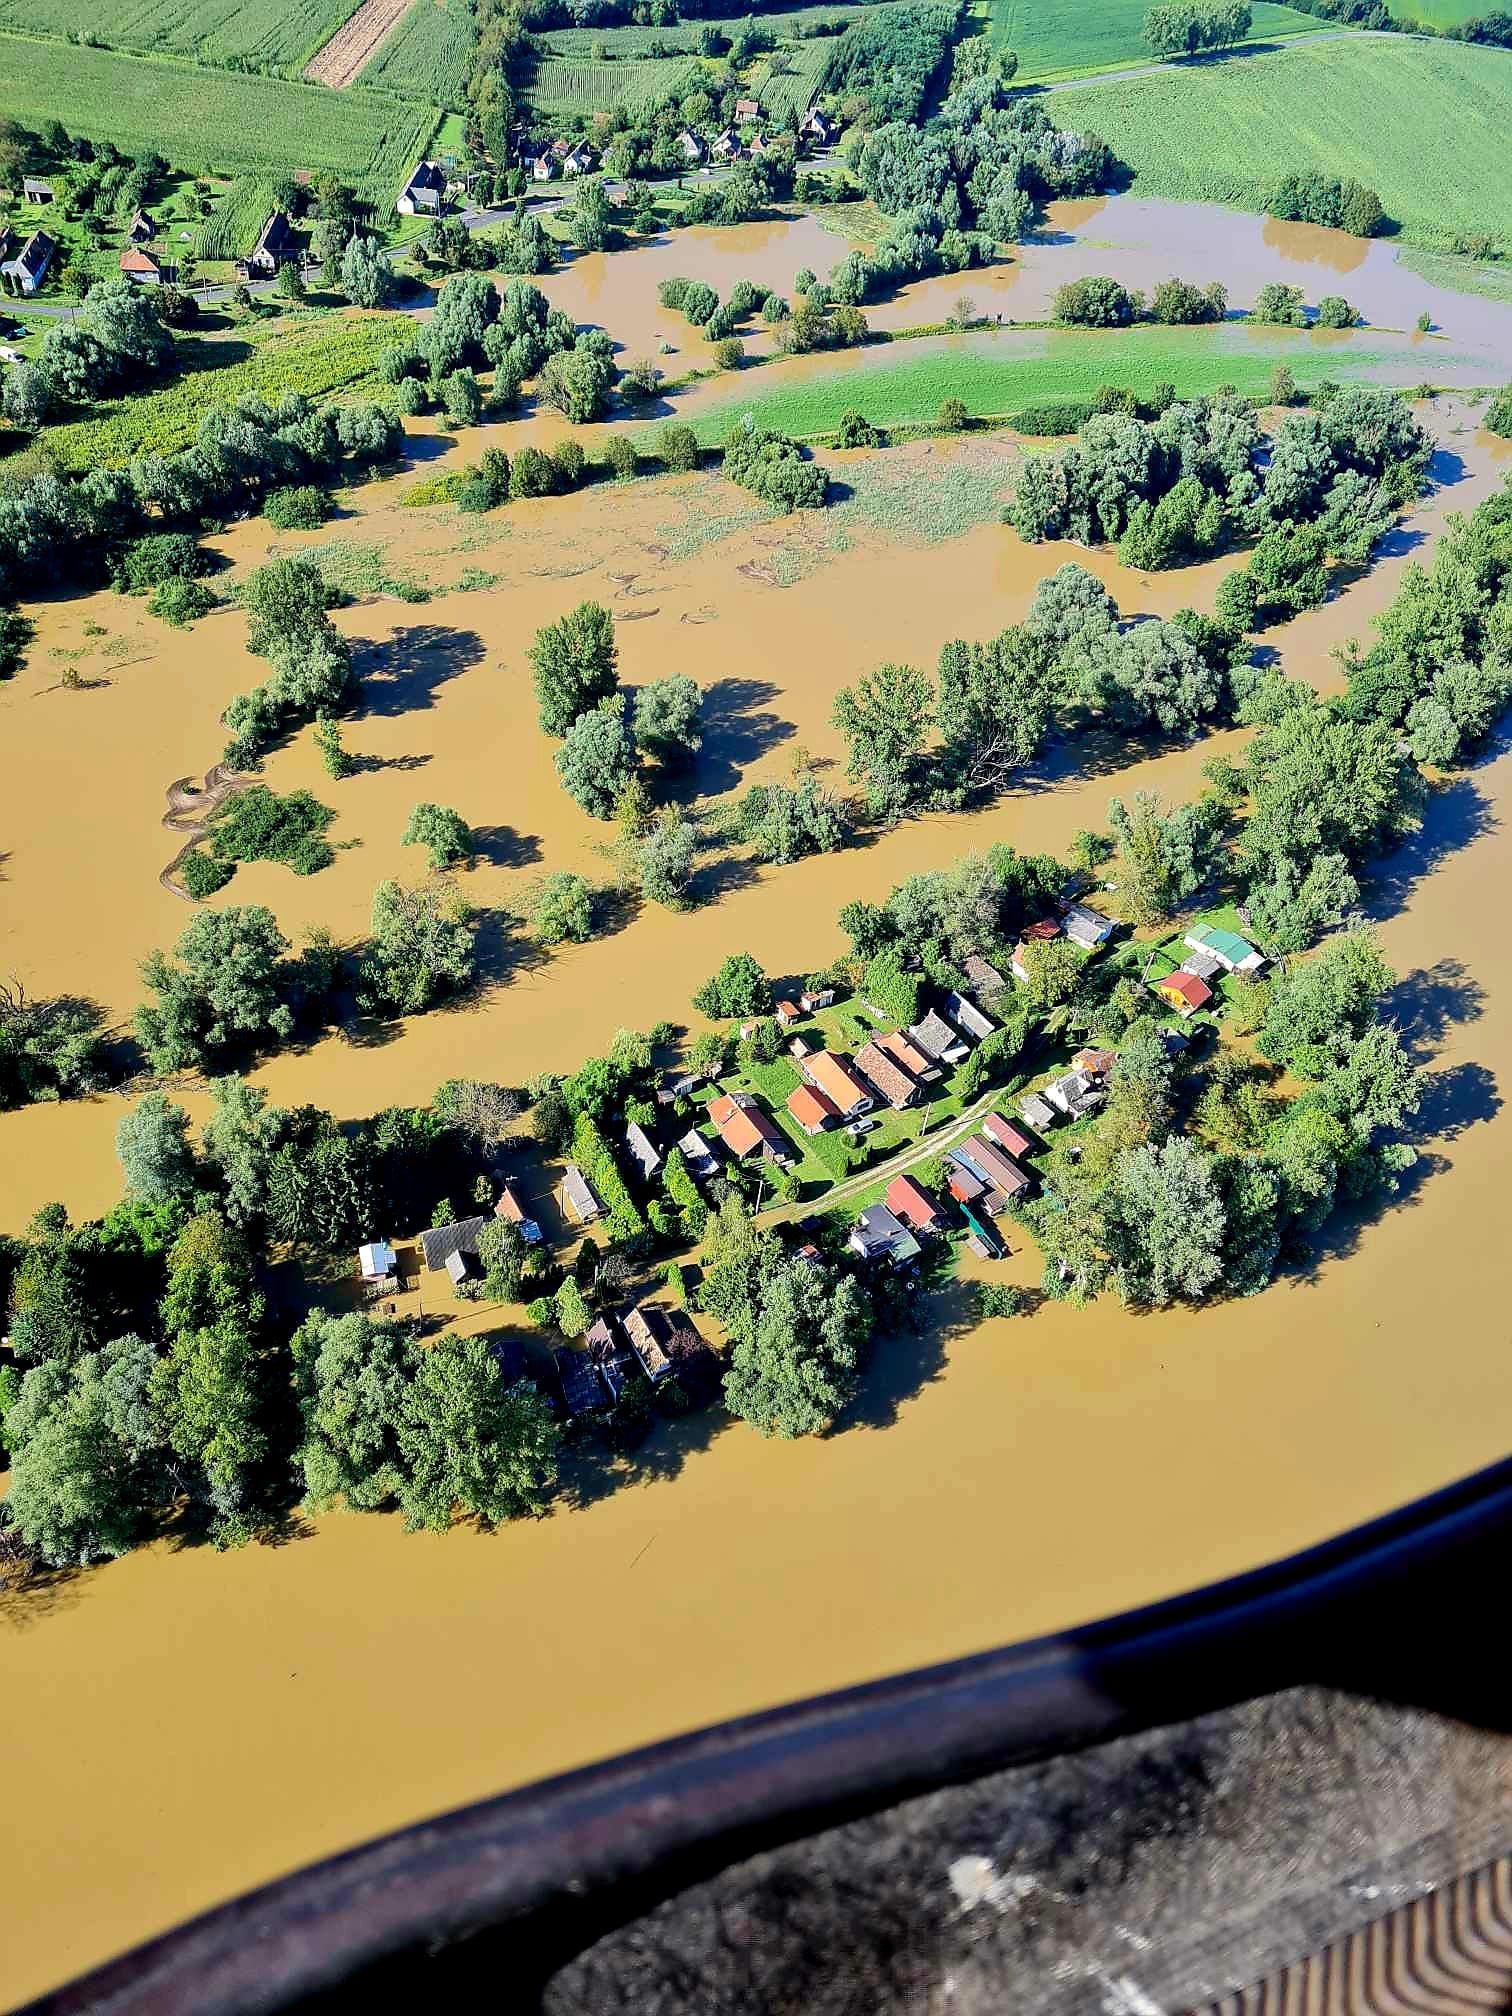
[1142,1,1253,57]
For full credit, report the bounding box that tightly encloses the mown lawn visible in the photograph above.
[689,321,1479,442]
[1047,36,1512,249]
[984,0,1326,81]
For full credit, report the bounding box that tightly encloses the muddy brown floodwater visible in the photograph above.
[1,383,1510,1999]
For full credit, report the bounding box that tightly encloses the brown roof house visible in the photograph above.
[708,1091,790,1164]
[802,1049,874,1119]
[855,1040,919,1112]
[981,1113,1034,1159]
[119,246,163,284]
[787,1084,839,1136]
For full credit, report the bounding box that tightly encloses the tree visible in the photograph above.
[1085,618,1221,736]
[864,946,921,1027]
[240,556,337,659]
[1104,1137,1227,1306]
[528,871,596,945]
[569,177,614,251]
[0,979,108,1109]
[1252,282,1306,327]
[553,1276,590,1338]
[395,1335,558,1530]
[1053,275,1136,328]
[936,629,1059,791]
[722,1253,870,1436]
[313,714,355,779]
[115,1094,197,1205]
[832,662,933,818]
[1106,791,1226,924]
[135,906,295,1074]
[639,809,699,908]
[2,1336,161,1565]
[339,234,394,309]
[291,1311,413,1510]
[1257,926,1393,1075]
[1018,938,1083,1012]
[529,600,618,736]
[693,953,771,1020]
[150,1318,265,1514]
[402,802,474,870]
[360,879,476,1015]
[554,699,637,819]
[537,346,616,423]
[633,675,703,768]
[432,1078,521,1154]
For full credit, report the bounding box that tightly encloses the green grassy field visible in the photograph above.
[0,31,437,199]
[43,310,412,471]
[754,35,839,116]
[688,323,1480,441]
[985,0,1326,80]
[530,52,702,117]
[356,0,473,105]
[0,0,355,70]
[1049,37,1512,249]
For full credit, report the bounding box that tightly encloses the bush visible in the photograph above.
[179,848,236,900]
[976,1282,1023,1319]
[209,785,336,876]
[658,424,702,472]
[720,426,826,512]
[937,397,969,432]
[1485,386,1512,439]
[1010,401,1093,436]
[149,577,216,628]
[114,531,208,595]
[263,485,331,531]
[714,337,744,370]
[511,446,559,499]
[834,410,882,449]
[0,608,32,678]
[603,434,638,480]
[552,439,586,489]
[1315,295,1357,329]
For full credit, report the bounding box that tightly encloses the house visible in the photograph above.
[884,1174,946,1235]
[1,230,55,296]
[848,1204,921,1267]
[445,1247,482,1289]
[801,107,836,144]
[1181,948,1223,983]
[1019,1091,1059,1131]
[802,1049,874,1119]
[532,152,558,182]
[358,1240,398,1284]
[624,1121,663,1182]
[623,1305,676,1382]
[855,1040,919,1112]
[876,1029,938,1082]
[22,177,54,204]
[966,1137,1031,1201]
[1184,923,1265,976]
[1061,900,1115,949]
[494,1181,542,1244]
[788,1037,813,1061]
[708,1091,790,1164]
[734,97,761,122]
[1023,918,1062,946]
[559,1164,603,1225]
[1046,1069,1105,1120]
[800,987,834,1013]
[586,1316,635,1402]
[242,209,299,276]
[678,1128,720,1180]
[1071,1047,1117,1081]
[776,999,802,1027]
[787,1084,840,1136]
[396,160,447,215]
[964,954,1007,995]
[119,246,163,284]
[711,127,743,161]
[419,1215,490,1273]
[661,1072,698,1103]
[981,1113,1034,1159]
[554,1346,606,1417]
[947,1146,1007,1213]
[563,141,597,176]
[127,209,157,244]
[909,1010,970,1066]
[946,992,996,1043]
[748,131,771,156]
[585,1313,623,1358]
[678,130,707,163]
[1154,970,1213,1018]
[946,1160,985,1205]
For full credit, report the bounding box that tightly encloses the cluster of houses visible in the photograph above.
[1152,923,1266,1020]
[520,102,835,183]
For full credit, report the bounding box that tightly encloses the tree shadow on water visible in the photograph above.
[838,1279,967,1434]
[1383,957,1486,1062]
[1367,766,1503,925]
[1406,1060,1502,1144]
[554,1403,731,1514]
[357,625,486,717]
[696,677,795,794]
[469,825,543,871]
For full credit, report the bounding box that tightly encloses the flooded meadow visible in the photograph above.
[2,202,1511,2005]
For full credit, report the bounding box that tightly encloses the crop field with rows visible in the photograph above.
[194,173,277,260]
[0,0,357,71]
[356,0,472,103]
[541,2,895,58]
[754,35,839,118]
[0,32,437,198]
[530,54,702,117]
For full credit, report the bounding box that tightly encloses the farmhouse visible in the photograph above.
[494,1181,542,1244]
[1154,970,1213,1017]
[963,954,1007,995]
[981,1112,1034,1159]
[624,1121,663,1181]
[776,999,802,1027]
[711,127,743,160]
[946,992,996,1043]
[1061,900,1115,948]
[1019,1091,1058,1131]
[802,1049,874,1119]
[735,97,761,121]
[623,1305,676,1382]
[967,1137,1031,1201]
[884,1174,946,1234]
[855,1041,918,1111]
[241,210,300,276]
[562,141,597,176]
[1184,923,1265,975]
[396,161,447,215]
[119,246,163,284]
[22,177,53,204]
[786,1083,840,1135]
[559,1164,603,1225]
[532,152,558,182]
[2,230,55,296]
[848,1204,921,1267]
[875,1029,938,1082]
[909,1009,969,1065]
[800,987,835,1012]
[801,107,836,144]
[946,1158,985,1204]
[678,130,707,162]
[708,1091,790,1164]
[1071,1047,1117,1081]
[554,1346,606,1417]
[1046,1069,1105,1120]
[127,209,157,244]
[418,1216,490,1273]
[1182,948,1223,982]
[677,1128,720,1180]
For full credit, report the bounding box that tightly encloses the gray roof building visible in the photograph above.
[419,1216,490,1272]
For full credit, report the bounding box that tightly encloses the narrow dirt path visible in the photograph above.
[305,0,416,88]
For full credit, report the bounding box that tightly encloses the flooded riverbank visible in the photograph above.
[2,383,1510,2004]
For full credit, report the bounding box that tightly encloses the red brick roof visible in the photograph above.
[855,1040,918,1110]
[981,1112,1033,1158]
[708,1091,783,1158]
[787,1084,839,1133]
[1156,970,1212,1012]
[885,1174,943,1230]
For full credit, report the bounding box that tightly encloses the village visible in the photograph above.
[350,892,1270,1426]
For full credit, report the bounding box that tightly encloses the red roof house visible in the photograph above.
[787,1084,839,1135]
[981,1113,1034,1158]
[885,1174,945,1233]
[708,1091,789,1162]
[1154,970,1213,1017]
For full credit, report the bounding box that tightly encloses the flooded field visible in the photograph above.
[2,263,1511,2002]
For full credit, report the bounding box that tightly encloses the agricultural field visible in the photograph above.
[0,32,438,199]
[687,320,1482,440]
[530,52,703,118]
[540,4,894,58]
[355,0,472,104]
[41,309,412,470]
[754,35,840,118]
[1048,36,1512,249]
[0,0,357,71]
[194,173,277,260]
[984,0,1327,79]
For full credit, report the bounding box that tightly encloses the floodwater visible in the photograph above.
[536,194,1512,377]
[2,375,1511,1997]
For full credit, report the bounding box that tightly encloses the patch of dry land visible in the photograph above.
[3,392,1512,2005]
[305,0,416,86]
